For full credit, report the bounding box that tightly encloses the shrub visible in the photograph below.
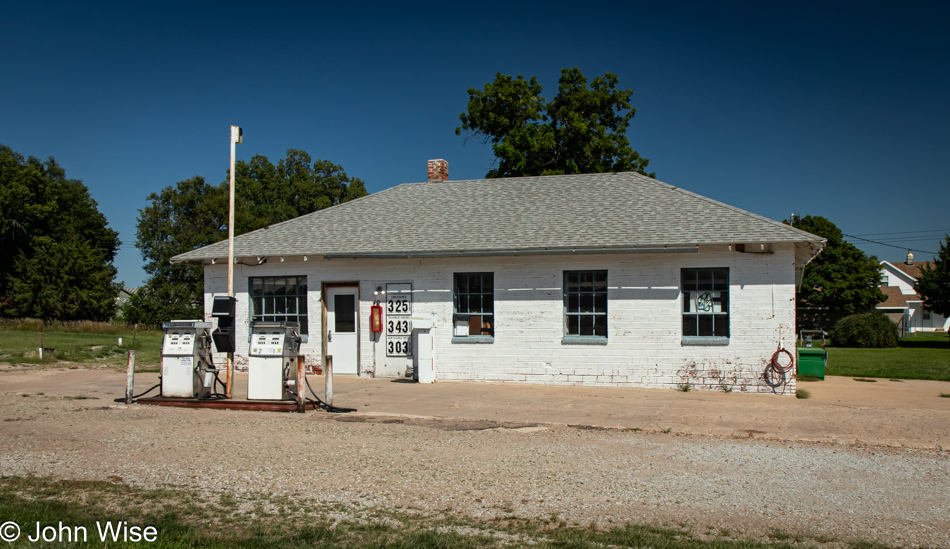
[829,311,899,348]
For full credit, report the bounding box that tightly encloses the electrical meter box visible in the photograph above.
[248,321,300,401]
[161,321,216,398]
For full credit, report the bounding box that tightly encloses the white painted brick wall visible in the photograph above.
[202,243,800,395]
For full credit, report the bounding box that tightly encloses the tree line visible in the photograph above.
[0,145,120,321]
[2,67,948,327]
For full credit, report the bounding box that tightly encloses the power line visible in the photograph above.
[862,237,948,243]
[842,233,936,255]
[850,228,949,237]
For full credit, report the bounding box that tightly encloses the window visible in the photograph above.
[682,268,729,340]
[564,271,607,339]
[453,273,494,340]
[334,294,356,333]
[249,276,309,335]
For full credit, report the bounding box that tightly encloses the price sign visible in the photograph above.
[387,338,411,356]
[386,297,410,314]
[386,283,412,357]
[387,318,411,334]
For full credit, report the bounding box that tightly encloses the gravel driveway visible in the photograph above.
[1,367,948,547]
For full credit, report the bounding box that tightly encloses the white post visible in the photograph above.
[125,351,136,404]
[226,125,241,398]
[325,356,333,406]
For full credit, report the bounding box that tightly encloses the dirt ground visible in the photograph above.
[7,366,948,448]
[2,365,949,547]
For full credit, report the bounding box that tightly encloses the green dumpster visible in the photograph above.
[797,348,827,379]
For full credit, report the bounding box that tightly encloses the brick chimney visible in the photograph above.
[427,159,448,183]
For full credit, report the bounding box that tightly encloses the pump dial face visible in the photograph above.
[250,329,285,356]
[162,330,196,355]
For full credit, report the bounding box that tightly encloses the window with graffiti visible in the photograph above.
[682,268,729,338]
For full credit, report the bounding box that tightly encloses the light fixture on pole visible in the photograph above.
[226,124,242,398]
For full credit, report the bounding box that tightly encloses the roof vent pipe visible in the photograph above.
[427,159,448,183]
[906,251,914,265]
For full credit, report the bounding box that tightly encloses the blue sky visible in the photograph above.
[2,1,948,286]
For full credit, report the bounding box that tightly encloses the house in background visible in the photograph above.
[877,253,949,333]
[172,161,825,394]
[115,287,138,309]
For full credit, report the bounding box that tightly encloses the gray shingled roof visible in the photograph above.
[171,171,823,263]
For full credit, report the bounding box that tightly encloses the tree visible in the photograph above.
[456,67,654,178]
[915,235,950,319]
[787,215,885,315]
[234,150,367,233]
[9,236,120,320]
[125,150,367,325]
[125,176,226,325]
[0,144,120,320]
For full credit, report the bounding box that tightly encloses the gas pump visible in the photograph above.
[248,321,300,401]
[160,321,216,398]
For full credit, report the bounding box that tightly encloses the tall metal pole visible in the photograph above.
[226,125,241,398]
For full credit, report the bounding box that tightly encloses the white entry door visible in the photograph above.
[326,287,359,375]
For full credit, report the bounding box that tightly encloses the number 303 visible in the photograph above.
[388,340,409,354]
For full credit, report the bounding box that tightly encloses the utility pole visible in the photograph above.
[226,125,242,398]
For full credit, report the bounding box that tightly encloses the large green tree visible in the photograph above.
[915,235,950,320]
[124,176,227,324]
[788,215,885,315]
[235,149,368,233]
[125,150,366,326]
[456,67,654,178]
[0,144,120,320]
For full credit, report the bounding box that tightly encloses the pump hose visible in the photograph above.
[199,353,228,400]
[199,371,229,400]
[285,386,320,412]
[304,375,357,413]
[112,383,160,403]
[285,385,328,413]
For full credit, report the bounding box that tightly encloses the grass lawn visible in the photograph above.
[802,332,950,381]
[0,322,163,371]
[0,475,892,549]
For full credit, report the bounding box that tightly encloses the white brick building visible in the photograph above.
[173,163,825,394]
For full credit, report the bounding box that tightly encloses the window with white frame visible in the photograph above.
[249,276,309,335]
[564,270,607,338]
[682,268,729,339]
[453,273,494,338]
